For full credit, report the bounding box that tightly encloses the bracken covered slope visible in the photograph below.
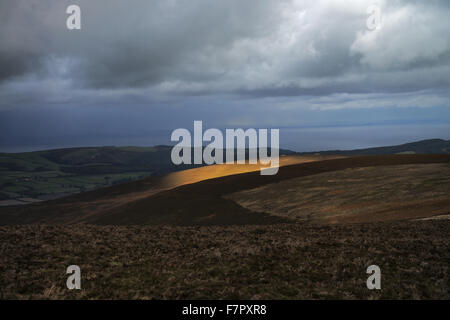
[0,154,449,225]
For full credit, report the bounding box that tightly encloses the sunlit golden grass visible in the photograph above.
[160,155,344,190]
[99,155,345,208]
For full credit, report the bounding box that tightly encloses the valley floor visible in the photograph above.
[1,220,448,299]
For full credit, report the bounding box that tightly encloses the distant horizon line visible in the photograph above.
[1,137,448,154]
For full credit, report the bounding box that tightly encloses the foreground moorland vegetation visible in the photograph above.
[0,221,448,299]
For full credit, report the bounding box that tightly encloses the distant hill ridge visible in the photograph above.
[302,139,450,155]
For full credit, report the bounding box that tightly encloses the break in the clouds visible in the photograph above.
[0,0,449,150]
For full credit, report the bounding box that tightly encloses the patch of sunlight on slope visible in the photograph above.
[160,155,344,190]
[87,154,345,218]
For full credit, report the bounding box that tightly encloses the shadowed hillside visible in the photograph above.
[1,154,449,226]
[1,139,448,206]
[228,163,450,224]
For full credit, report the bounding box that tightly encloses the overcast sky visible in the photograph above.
[1,0,449,151]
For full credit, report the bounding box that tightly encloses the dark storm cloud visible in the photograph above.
[0,0,449,96]
[0,0,281,88]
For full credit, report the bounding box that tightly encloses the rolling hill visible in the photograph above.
[1,154,449,225]
[0,145,180,204]
[1,138,448,206]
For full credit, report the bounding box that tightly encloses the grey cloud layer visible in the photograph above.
[1,0,450,98]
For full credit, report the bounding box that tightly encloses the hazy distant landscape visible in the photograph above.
[0,146,189,206]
